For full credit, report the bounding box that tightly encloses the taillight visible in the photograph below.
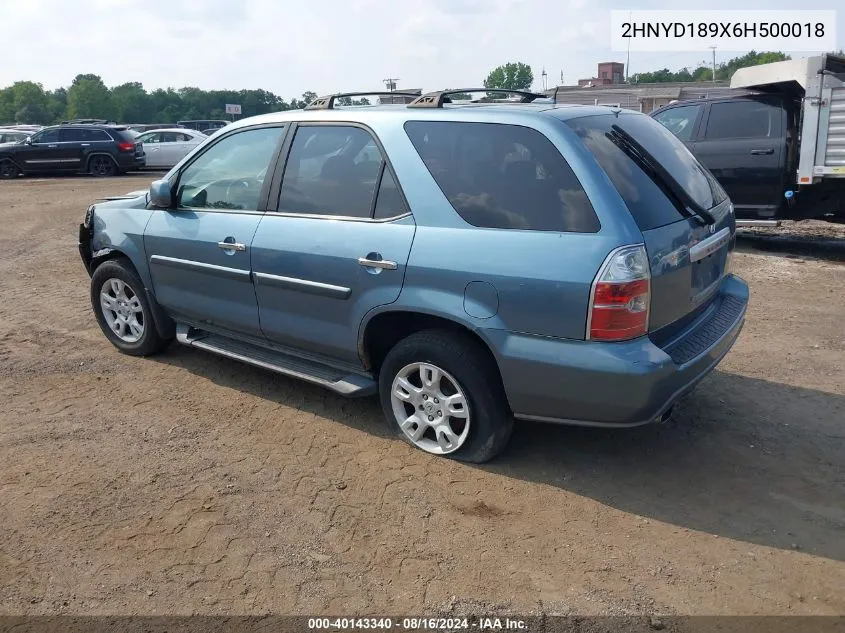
[118,142,135,152]
[587,244,650,341]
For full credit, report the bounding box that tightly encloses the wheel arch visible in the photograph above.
[90,248,175,340]
[0,156,24,174]
[358,307,506,396]
[86,152,118,171]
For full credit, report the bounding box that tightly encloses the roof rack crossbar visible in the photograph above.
[305,91,422,110]
[407,88,548,108]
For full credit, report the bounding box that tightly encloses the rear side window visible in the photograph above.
[278,126,389,219]
[565,113,727,230]
[705,100,781,140]
[404,121,599,232]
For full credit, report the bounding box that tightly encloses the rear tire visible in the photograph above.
[90,259,171,356]
[378,330,513,463]
[88,155,117,177]
[0,160,20,179]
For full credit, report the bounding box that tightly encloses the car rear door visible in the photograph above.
[139,132,164,168]
[144,124,287,338]
[692,99,786,216]
[566,112,735,335]
[250,123,415,365]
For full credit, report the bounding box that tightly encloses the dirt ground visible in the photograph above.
[0,176,843,617]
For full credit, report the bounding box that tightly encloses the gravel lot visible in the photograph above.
[0,176,843,617]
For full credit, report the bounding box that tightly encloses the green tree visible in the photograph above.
[0,88,14,123]
[483,62,534,91]
[46,88,68,123]
[630,51,791,84]
[67,75,116,120]
[6,81,50,124]
[112,82,151,123]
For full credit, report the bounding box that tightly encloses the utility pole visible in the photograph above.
[709,46,717,83]
[625,10,632,81]
[541,68,548,92]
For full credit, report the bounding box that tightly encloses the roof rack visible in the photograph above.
[60,118,117,125]
[407,88,548,108]
[305,91,422,110]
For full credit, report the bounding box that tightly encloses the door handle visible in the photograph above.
[81,143,90,147]
[47,144,57,148]
[750,148,774,155]
[358,257,397,270]
[218,241,247,252]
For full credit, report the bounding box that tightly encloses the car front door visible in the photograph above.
[250,123,415,365]
[144,124,287,338]
[651,103,703,150]
[17,128,63,172]
[692,99,786,215]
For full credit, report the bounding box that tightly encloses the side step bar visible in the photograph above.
[175,324,377,397]
[736,220,781,227]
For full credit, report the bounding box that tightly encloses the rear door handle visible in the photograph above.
[750,148,774,155]
[218,241,247,252]
[81,143,90,147]
[358,257,397,270]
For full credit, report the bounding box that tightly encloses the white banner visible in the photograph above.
[610,10,837,52]
[225,104,242,115]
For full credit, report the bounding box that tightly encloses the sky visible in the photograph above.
[2,0,842,98]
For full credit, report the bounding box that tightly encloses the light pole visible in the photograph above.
[542,68,548,92]
[708,46,717,83]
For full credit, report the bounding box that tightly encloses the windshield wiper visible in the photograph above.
[608,124,716,225]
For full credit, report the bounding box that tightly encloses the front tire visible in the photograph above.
[0,160,20,179]
[378,330,513,463]
[88,155,117,177]
[90,259,171,356]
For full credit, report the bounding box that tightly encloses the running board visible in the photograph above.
[736,220,781,227]
[175,324,376,397]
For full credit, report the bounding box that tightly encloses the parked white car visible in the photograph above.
[0,128,31,145]
[135,128,207,169]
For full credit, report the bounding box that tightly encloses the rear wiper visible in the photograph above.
[608,124,716,225]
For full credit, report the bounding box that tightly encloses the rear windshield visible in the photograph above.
[564,113,727,230]
[111,128,138,143]
[404,121,600,233]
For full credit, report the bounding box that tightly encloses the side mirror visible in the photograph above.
[149,179,173,208]
[24,137,32,145]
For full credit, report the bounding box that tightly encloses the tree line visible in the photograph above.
[0,51,830,125]
[0,73,323,126]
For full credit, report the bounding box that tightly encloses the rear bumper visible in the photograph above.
[486,274,749,427]
[116,152,146,170]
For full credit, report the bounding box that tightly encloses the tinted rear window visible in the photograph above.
[111,128,137,143]
[404,121,600,232]
[565,113,726,230]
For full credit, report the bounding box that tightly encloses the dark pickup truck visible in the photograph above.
[651,53,845,224]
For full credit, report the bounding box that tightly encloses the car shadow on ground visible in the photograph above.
[155,347,845,562]
[736,230,845,262]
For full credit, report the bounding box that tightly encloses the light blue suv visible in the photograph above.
[79,89,748,462]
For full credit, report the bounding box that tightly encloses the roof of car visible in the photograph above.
[219,103,642,132]
[138,127,202,134]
